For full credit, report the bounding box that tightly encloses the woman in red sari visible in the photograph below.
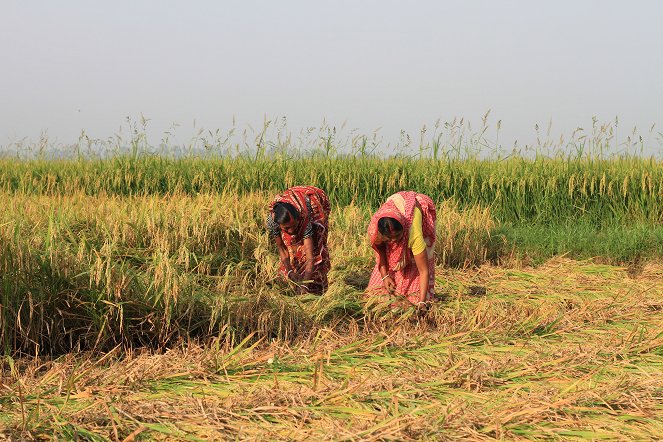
[366,191,437,306]
[266,186,331,294]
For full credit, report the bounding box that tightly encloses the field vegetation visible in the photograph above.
[1,117,662,439]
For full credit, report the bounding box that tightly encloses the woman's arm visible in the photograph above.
[301,236,315,282]
[274,235,293,276]
[408,206,429,304]
[413,250,429,304]
[375,243,396,293]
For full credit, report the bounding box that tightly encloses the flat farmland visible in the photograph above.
[1,156,661,440]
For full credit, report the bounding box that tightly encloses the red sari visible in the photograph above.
[268,186,331,293]
[366,192,437,304]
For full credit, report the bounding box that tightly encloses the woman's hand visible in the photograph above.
[382,275,396,293]
[295,285,310,295]
[413,250,430,304]
[413,299,429,314]
[287,270,303,282]
[275,235,293,273]
[375,244,396,293]
[289,269,311,294]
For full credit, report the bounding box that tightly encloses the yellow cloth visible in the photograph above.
[408,207,426,255]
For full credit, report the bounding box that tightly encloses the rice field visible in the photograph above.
[1,155,661,225]
[1,259,661,440]
[0,152,662,440]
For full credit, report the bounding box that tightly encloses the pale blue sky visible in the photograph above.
[2,1,662,154]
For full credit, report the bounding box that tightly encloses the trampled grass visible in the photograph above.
[1,259,661,440]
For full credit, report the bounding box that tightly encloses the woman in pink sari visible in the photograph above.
[266,186,331,294]
[366,191,436,306]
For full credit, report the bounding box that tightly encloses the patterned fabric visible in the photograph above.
[268,186,331,293]
[266,214,281,238]
[266,198,314,239]
[366,191,437,304]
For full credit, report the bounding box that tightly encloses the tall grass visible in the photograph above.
[2,114,661,225]
[1,187,661,355]
[0,117,661,354]
[0,155,661,225]
[0,188,519,355]
[1,117,661,438]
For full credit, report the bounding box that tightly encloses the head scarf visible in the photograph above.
[269,185,329,245]
[368,191,436,270]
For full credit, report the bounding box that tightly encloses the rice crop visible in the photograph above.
[0,154,661,355]
[0,155,660,225]
[1,259,661,440]
[0,190,503,355]
[0,140,661,439]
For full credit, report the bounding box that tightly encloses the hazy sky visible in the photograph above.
[2,0,662,154]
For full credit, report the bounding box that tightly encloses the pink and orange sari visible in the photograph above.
[366,191,437,304]
[269,186,331,293]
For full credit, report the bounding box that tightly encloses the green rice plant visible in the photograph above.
[0,154,660,225]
